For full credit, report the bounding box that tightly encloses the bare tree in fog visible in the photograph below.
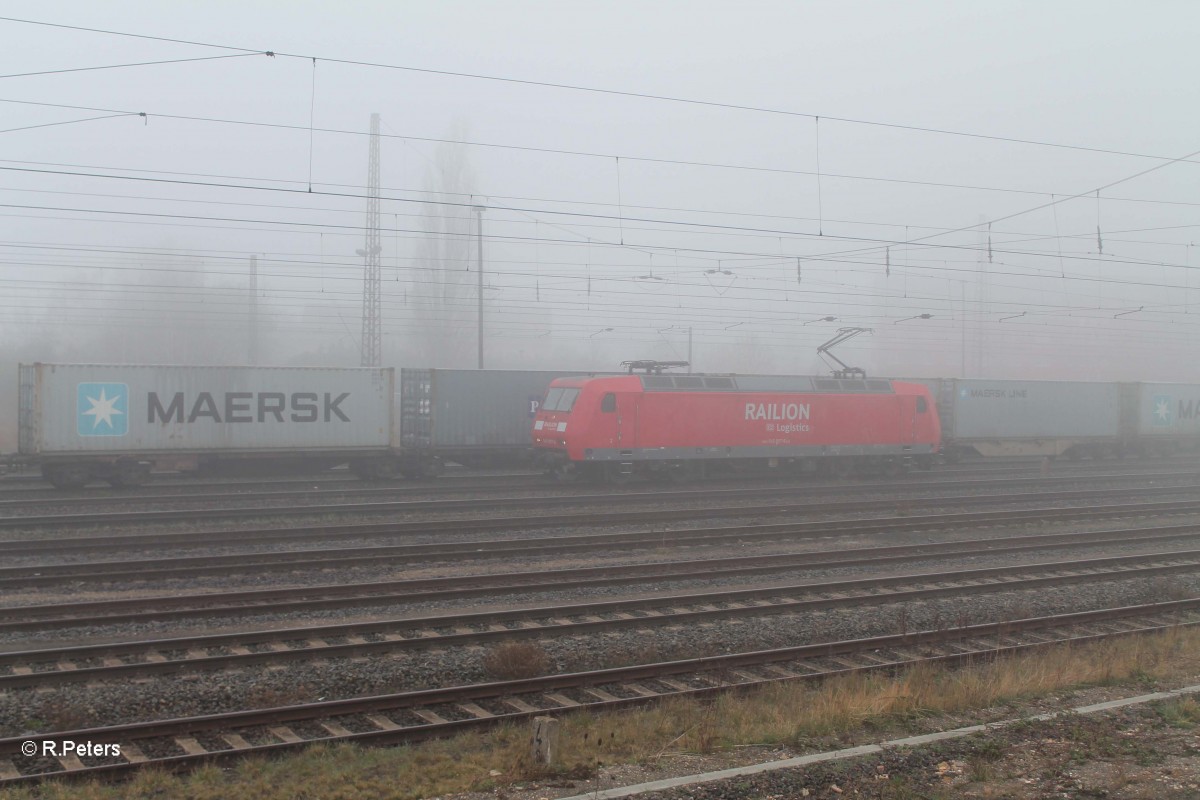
[409,125,477,367]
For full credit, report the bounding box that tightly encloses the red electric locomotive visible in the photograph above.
[532,372,940,482]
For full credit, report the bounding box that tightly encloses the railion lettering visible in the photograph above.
[744,402,811,421]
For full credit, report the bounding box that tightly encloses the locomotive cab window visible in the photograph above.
[916,397,927,413]
[543,387,580,412]
[542,387,564,411]
[600,392,616,413]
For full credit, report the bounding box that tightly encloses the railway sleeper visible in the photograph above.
[7,609,1200,784]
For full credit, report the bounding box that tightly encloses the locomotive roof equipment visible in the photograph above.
[816,327,874,379]
[620,360,691,374]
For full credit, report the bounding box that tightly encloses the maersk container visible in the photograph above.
[1133,382,1200,437]
[400,368,588,457]
[889,378,1125,459]
[945,379,1119,452]
[18,363,395,455]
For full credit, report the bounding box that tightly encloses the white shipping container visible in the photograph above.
[1134,382,1200,437]
[18,364,395,455]
[948,379,1119,439]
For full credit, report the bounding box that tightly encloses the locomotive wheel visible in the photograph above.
[604,463,633,485]
[829,459,855,479]
[881,458,903,477]
[662,461,691,485]
[550,462,580,483]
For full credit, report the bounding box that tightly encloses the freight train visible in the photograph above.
[11,363,1200,489]
[533,372,1200,481]
[15,364,581,488]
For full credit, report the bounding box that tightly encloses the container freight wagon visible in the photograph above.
[919,378,1200,460]
[1125,382,1200,455]
[399,368,593,469]
[19,364,395,488]
[933,379,1120,460]
[533,373,940,482]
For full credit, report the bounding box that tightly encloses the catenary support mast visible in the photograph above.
[358,113,382,367]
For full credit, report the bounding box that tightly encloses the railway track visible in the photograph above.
[6,492,1200,588]
[5,517,1200,633]
[3,598,1196,785]
[3,549,1199,691]
[4,471,1200,531]
[0,460,1190,509]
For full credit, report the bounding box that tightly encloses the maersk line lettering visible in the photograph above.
[147,392,350,423]
[744,402,810,421]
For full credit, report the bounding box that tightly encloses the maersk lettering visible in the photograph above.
[146,391,351,423]
[148,392,184,423]
[291,393,318,422]
[259,392,286,422]
[1180,399,1200,421]
[225,392,252,423]
[967,389,1027,399]
[744,402,810,421]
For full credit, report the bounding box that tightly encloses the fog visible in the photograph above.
[3,1,1200,448]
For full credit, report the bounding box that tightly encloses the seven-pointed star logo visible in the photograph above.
[83,389,124,431]
[1152,395,1173,427]
[77,382,129,436]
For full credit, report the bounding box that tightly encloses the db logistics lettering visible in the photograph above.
[148,392,351,423]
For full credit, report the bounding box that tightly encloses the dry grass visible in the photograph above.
[6,627,1200,800]
[481,641,550,680]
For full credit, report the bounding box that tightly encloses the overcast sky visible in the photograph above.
[3,1,1199,380]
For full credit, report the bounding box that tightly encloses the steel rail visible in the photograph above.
[4,492,1200,589]
[3,550,1200,691]
[5,478,1200,564]
[0,462,1188,509]
[2,599,1197,785]
[4,519,1200,634]
[5,472,1200,529]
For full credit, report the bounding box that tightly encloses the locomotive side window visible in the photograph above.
[916,397,927,413]
[601,392,616,413]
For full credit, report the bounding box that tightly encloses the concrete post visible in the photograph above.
[530,716,560,765]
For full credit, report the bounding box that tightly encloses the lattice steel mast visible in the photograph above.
[358,113,382,367]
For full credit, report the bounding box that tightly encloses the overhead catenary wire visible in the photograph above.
[2,16,1197,374]
[1,15,1196,167]
[0,51,266,80]
[1,194,1196,282]
[6,97,1200,208]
